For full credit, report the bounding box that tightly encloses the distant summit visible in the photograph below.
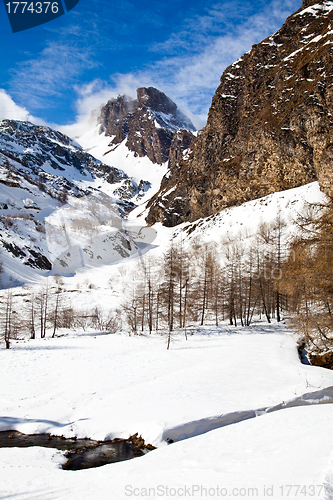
[99,87,196,165]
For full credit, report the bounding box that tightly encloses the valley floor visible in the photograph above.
[0,322,333,499]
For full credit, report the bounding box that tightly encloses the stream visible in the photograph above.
[0,430,155,470]
[2,384,333,470]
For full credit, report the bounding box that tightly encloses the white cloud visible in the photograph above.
[3,0,301,136]
[0,89,45,124]
[60,0,301,135]
[58,78,139,138]
[130,0,301,118]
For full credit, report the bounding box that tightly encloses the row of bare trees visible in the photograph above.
[4,200,332,354]
[0,276,120,348]
[121,214,289,346]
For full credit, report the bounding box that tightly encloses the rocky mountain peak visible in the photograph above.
[98,87,196,165]
[99,94,136,144]
[136,87,177,116]
[302,0,319,5]
[146,0,333,227]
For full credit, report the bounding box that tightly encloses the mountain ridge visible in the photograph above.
[0,118,153,280]
[0,87,196,280]
[146,0,333,227]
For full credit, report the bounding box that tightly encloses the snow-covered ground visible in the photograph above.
[43,180,326,313]
[1,180,333,499]
[1,323,333,499]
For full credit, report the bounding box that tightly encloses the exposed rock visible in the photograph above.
[99,94,136,143]
[0,178,20,188]
[25,249,52,270]
[147,0,333,226]
[99,87,196,165]
[309,351,333,369]
[0,430,156,471]
[1,240,26,259]
[168,129,195,171]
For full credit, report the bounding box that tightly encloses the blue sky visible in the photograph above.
[0,0,301,131]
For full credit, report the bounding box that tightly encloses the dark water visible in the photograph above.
[0,430,155,470]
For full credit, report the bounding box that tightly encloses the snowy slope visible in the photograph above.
[0,178,325,299]
[174,181,327,246]
[77,124,168,207]
[130,181,327,270]
[0,119,156,284]
[0,180,333,499]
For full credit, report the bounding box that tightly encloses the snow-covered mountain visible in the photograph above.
[0,87,197,282]
[0,119,156,283]
[76,87,196,210]
[2,1,333,497]
[0,119,151,207]
[97,86,195,164]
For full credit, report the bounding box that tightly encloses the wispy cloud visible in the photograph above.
[66,0,301,131]
[6,0,161,117]
[58,77,139,137]
[9,40,99,113]
[6,0,301,134]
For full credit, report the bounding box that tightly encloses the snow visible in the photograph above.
[283,47,304,62]
[0,324,333,499]
[151,110,196,132]
[76,124,168,205]
[220,94,237,99]
[0,182,333,499]
[226,72,244,79]
[3,9,333,496]
[174,182,326,248]
[1,405,333,500]
[0,145,332,499]
[32,181,326,290]
[262,36,283,47]
[310,34,324,44]
[283,29,328,64]
[297,2,333,18]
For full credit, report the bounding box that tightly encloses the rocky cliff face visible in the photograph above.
[99,94,136,144]
[99,87,196,165]
[147,0,333,227]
